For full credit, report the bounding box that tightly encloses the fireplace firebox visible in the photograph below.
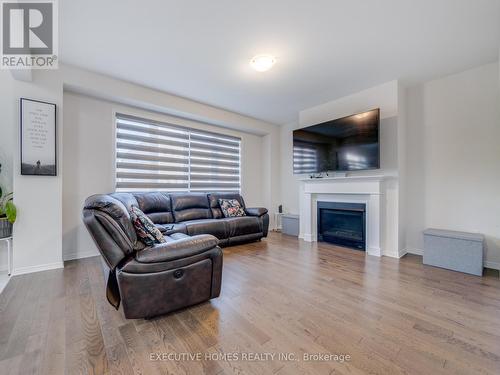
[317,202,366,250]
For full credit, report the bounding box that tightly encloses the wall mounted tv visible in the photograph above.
[293,108,380,174]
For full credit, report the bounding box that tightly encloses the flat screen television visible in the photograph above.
[293,108,380,174]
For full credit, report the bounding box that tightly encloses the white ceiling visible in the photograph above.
[60,0,500,125]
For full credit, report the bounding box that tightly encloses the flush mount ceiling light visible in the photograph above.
[250,55,276,72]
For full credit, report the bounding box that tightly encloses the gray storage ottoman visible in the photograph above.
[423,228,484,276]
[282,214,299,236]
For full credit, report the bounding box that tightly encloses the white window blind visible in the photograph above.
[115,114,241,192]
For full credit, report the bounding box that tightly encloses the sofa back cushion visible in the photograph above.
[208,193,246,219]
[110,192,139,213]
[132,192,174,224]
[171,193,212,222]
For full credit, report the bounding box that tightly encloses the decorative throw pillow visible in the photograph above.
[129,206,166,246]
[218,198,246,218]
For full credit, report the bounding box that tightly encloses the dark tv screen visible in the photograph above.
[293,108,380,174]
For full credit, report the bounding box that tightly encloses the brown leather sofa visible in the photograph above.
[134,192,269,244]
[82,192,268,318]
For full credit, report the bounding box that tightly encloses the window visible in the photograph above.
[115,114,241,192]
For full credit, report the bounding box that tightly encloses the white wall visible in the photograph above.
[397,82,408,258]
[62,92,268,260]
[5,59,498,272]
[279,80,405,257]
[0,70,65,275]
[261,130,281,225]
[280,66,500,266]
[61,65,275,136]
[405,62,500,268]
[0,72,14,191]
[62,93,114,260]
[280,81,401,215]
[0,71,15,270]
[279,120,301,214]
[1,64,279,275]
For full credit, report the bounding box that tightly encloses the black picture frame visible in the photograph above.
[20,98,57,176]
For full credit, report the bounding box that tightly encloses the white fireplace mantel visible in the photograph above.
[299,175,392,257]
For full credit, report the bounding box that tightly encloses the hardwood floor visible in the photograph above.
[1,232,499,375]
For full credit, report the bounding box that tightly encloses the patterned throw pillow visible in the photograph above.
[218,198,246,218]
[129,206,166,246]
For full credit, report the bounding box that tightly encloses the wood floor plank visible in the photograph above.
[78,290,109,375]
[0,354,23,375]
[104,343,135,375]
[1,273,44,361]
[39,294,66,375]
[0,274,34,359]
[119,322,168,375]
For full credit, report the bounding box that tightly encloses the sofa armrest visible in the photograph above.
[84,194,138,248]
[135,234,219,263]
[245,207,268,217]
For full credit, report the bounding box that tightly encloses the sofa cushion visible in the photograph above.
[183,219,229,239]
[133,192,173,224]
[229,232,264,246]
[219,198,246,218]
[169,232,191,241]
[171,193,212,222]
[155,223,187,236]
[135,234,219,263]
[222,216,261,237]
[129,206,166,246]
[208,193,245,219]
[121,246,222,274]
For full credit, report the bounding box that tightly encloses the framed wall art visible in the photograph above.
[20,98,57,176]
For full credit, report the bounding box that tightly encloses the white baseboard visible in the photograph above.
[397,248,408,258]
[12,261,64,276]
[63,249,99,261]
[405,247,423,256]
[484,261,500,270]
[367,246,381,257]
[303,233,314,242]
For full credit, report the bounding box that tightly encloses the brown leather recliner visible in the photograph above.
[82,191,269,319]
[82,194,223,319]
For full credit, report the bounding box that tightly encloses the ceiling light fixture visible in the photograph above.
[250,55,276,72]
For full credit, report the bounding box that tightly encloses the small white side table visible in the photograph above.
[274,212,283,232]
[0,237,12,276]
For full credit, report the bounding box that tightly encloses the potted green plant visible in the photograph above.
[0,163,16,238]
